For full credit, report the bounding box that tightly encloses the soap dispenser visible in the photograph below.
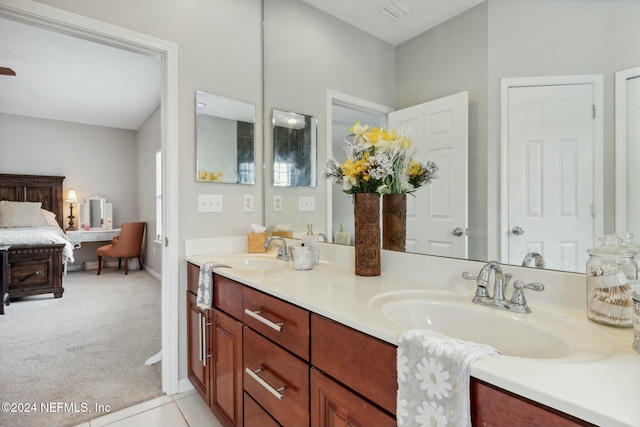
[301,224,319,264]
[334,222,350,245]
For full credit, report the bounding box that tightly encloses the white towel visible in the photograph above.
[196,262,229,309]
[397,329,500,427]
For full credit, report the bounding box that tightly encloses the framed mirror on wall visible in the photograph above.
[85,195,112,230]
[196,90,256,184]
[263,0,640,273]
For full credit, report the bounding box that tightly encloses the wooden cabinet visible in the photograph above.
[187,290,210,403]
[187,262,594,427]
[211,308,243,427]
[311,368,395,427]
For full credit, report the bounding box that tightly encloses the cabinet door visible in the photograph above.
[311,368,395,427]
[187,291,210,402]
[210,308,243,427]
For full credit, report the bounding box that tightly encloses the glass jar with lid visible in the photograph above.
[586,234,637,327]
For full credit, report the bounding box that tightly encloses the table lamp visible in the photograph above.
[66,189,78,231]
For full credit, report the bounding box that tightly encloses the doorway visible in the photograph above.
[501,76,603,272]
[0,1,180,394]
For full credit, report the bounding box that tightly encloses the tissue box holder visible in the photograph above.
[248,232,266,253]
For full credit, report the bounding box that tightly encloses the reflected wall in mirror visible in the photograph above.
[272,109,317,187]
[196,91,256,184]
[263,0,640,273]
[86,195,105,230]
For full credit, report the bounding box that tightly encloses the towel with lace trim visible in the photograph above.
[397,329,500,427]
[196,262,229,309]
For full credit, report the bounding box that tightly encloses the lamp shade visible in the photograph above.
[66,189,78,203]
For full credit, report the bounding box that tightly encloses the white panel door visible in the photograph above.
[388,92,468,258]
[508,84,594,272]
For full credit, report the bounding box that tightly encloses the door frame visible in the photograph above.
[325,90,394,237]
[0,0,180,394]
[614,66,640,231]
[500,75,604,264]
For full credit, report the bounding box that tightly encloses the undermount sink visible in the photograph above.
[215,254,289,279]
[369,290,616,361]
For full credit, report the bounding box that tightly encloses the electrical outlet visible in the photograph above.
[298,196,315,212]
[198,194,223,212]
[273,195,282,212]
[243,195,254,212]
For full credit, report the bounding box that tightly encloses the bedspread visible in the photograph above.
[0,227,75,262]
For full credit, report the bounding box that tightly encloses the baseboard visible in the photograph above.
[178,377,195,394]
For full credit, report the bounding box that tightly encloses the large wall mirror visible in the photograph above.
[263,0,640,273]
[196,90,256,184]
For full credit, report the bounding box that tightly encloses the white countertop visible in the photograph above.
[186,251,640,427]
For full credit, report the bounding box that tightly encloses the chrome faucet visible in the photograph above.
[521,252,545,268]
[264,236,292,261]
[463,261,544,313]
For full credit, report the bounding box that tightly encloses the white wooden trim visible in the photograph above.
[614,66,640,232]
[325,90,394,237]
[0,0,180,395]
[500,75,604,264]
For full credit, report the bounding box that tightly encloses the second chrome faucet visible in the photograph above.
[463,261,544,313]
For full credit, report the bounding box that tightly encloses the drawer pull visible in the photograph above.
[21,270,41,282]
[245,367,285,400]
[244,309,284,332]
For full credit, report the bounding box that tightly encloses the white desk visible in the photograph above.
[67,228,121,248]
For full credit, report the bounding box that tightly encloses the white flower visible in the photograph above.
[416,357,452,400]
[396,399,409,425]
[415,401,448,427]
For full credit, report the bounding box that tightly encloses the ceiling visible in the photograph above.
[300,0,485,46]
[0,17,161,131]
[0,1,482,130]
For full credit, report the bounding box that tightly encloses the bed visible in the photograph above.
[0,174,75,313]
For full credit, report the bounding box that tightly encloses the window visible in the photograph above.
[155,149,162,242]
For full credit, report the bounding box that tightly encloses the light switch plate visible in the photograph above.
[298,196,315,211]
[243,195,254,212]
[198,194,223,212]
[273,195,282,212]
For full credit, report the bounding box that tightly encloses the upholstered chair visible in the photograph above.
[96,222,146,275]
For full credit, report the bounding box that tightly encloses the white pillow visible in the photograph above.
[41,208,60,228]
[0,201,44,228]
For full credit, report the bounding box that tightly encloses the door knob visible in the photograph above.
[452,227,465,236]
[512,226,525,235]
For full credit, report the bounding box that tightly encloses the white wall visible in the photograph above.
[137,107,162,277]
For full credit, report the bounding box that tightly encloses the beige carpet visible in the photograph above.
[0,268,163,427]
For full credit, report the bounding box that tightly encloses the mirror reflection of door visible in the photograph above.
[389,92,469,258]
[272,109,317,187]
[506,81,599,273]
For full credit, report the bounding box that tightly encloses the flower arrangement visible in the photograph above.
[197,170,225,182]
[323,122,438,195]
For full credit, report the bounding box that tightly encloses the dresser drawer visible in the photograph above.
[244,328,309,427]
[311,314,397,414]
[243,286,309,360]
[10,260,50,286]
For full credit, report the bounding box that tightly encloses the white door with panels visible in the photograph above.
[388,92,469,258]
[506,83,595,272]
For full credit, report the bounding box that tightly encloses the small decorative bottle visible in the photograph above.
[334,222,350,245]
[301,224,319,265]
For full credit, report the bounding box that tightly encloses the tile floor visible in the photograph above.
[72,390,223,427]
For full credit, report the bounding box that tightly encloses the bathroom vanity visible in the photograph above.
[185,245,636,427]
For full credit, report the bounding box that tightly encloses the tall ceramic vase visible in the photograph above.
[382,194,407,252]
[353,193,381,276]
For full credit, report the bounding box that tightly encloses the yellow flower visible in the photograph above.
[408,160,421,177]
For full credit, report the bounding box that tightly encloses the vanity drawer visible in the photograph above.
[243,286,309,360]
[311,314,397,414]
[214,274,243,320]
[187,262,200,295]
[244,327,309,427]
[244,392,280,427]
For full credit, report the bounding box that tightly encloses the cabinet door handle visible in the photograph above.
[197,313,203,363]
[245,367,285,400]
[244,309,284,332]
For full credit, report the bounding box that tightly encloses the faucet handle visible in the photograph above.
[462,272,479,281]
[510,280,545,307]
